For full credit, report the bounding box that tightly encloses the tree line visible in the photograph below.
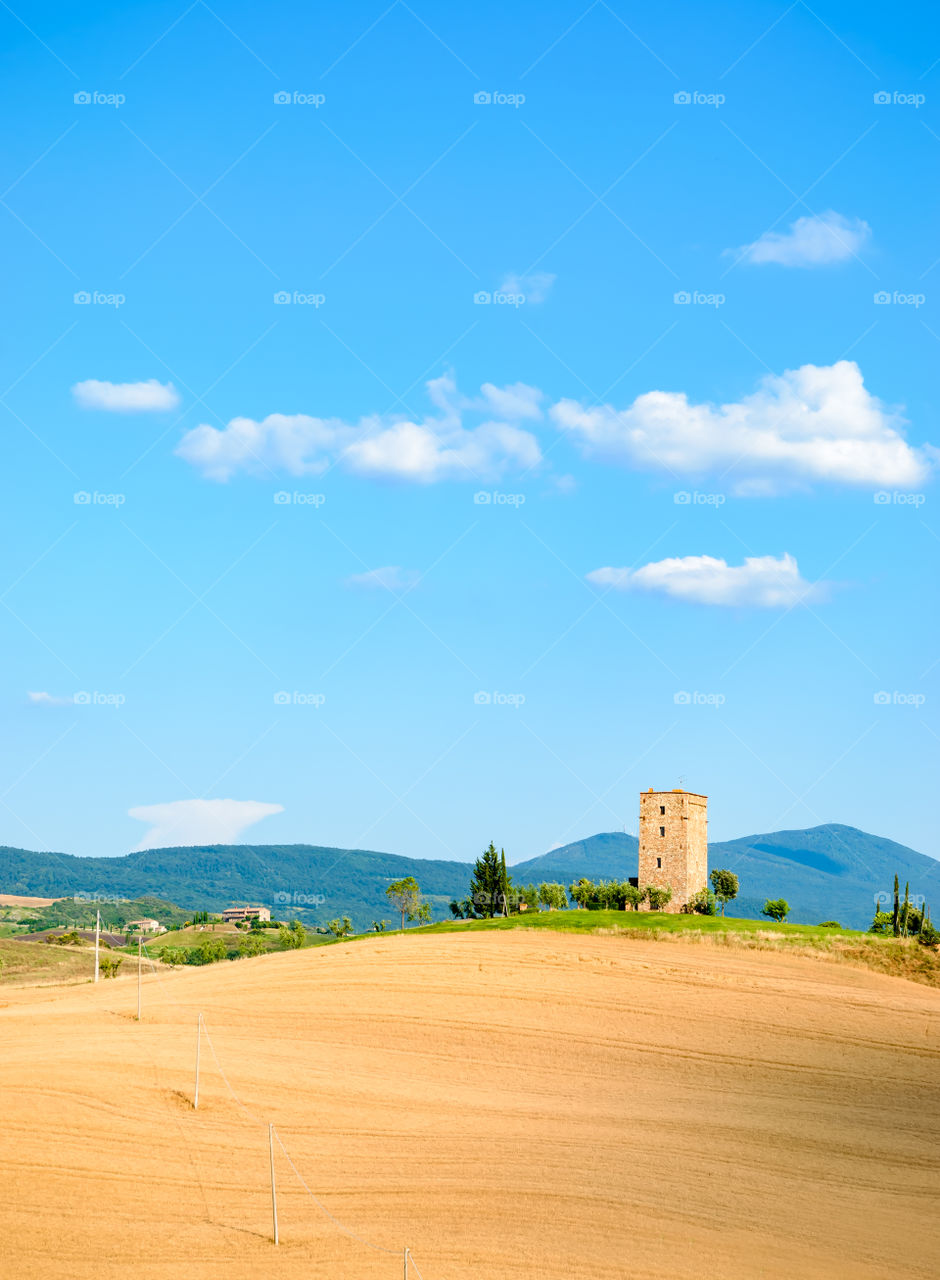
[870,874,939,946]
[446,846,747,919]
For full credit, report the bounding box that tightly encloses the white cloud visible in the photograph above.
[345,566,420,591]
[128,799,283,851]
[176,374,543,483]
[730,211,871,267]
[479,381,543,420]
[27,691,74,707]
[587,553,823,607]
[496,271,556,302]
[72,379,180,412]
[552,360,931,492]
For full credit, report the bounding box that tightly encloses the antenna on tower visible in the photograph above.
[677,775,686,789]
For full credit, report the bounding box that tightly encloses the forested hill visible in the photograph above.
[1,822,937,930]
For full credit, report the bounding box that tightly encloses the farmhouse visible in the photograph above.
[220,905,271,923]
[124,918,165,934]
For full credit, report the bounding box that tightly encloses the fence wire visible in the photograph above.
[133,942,427,1271]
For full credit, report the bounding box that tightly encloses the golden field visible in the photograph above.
[1,929,938,1279]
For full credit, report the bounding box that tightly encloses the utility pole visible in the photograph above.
[194,1014,202,1109]
[136,936,142,1020]
[269,1123,279,1245]
[94,909,100,983]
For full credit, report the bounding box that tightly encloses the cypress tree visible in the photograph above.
[892,874,900,937]
[901,882,911,938]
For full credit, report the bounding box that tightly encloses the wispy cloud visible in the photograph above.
[553,360,931,492]
[73,379,180,412]
[176,374,543,483]
[27,691,74,707]
[729,211,871,267]
[345,566,421,591]
[588,553,823,607]
[496,270,556,302]
[127,798,283,851]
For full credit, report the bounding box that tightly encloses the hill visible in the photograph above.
[1,823,938,930]
[521,825,940,929]
[1,930,938,1278]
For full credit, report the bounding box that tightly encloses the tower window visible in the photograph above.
[656,857,662,869]
[659,826,665,837]
[660,806,665,815]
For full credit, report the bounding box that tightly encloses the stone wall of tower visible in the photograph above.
[637,789,708,913]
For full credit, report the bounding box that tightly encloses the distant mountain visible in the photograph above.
[525,825,940,929]
[1,823,937,931]
[513,832,639,883]
[710,825,940,929]
[0,842,470,929]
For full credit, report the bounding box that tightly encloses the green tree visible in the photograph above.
[901,882,911,938]
[515,883,539,911]
[278,920,306,949]
[499,849,510,918]
[469,844,507,919]
[622,884,645,912]
[538,882,568,911]
[594,880,619,910]
[386,876,422,930]
[568,878,596,909]
[686,887,717,916]
[892,874,900,937]
[372,919,390,931]
[709,869,739,915]
[238,931,267,958]
[326,916,353,937]
[762,898,790,923]
[192,937,228,965]
[644,885,673,912]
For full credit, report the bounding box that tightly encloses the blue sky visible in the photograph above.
[2,0,937,863]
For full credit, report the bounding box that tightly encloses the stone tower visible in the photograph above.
[637,788,708,913]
